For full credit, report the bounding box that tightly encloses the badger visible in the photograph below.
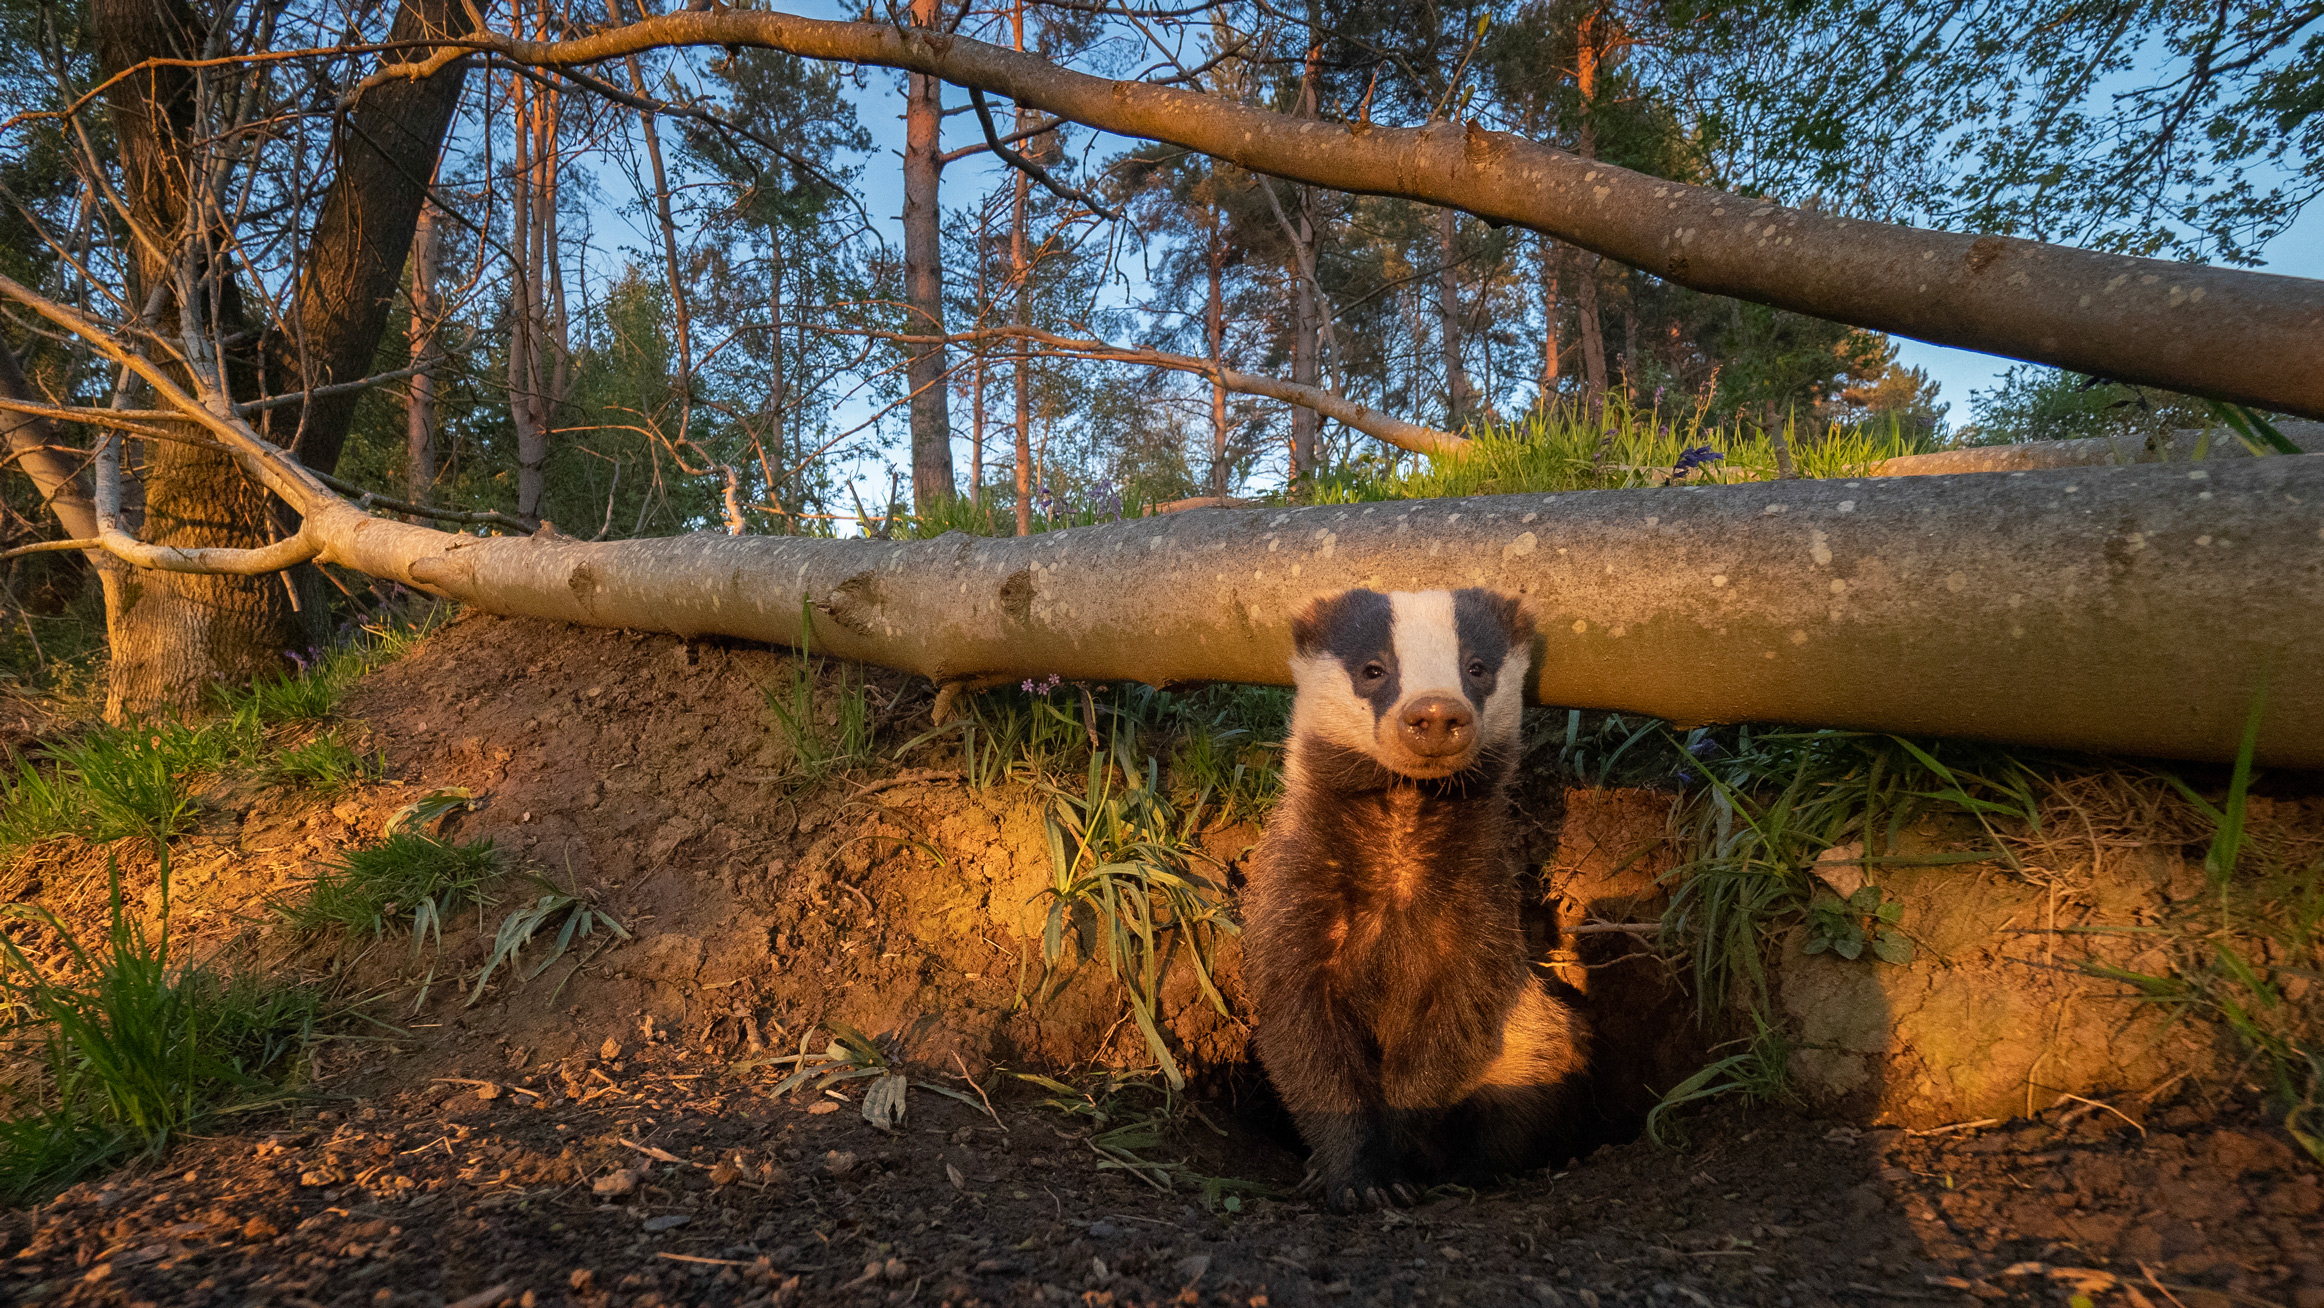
[1244,587,1591,1211]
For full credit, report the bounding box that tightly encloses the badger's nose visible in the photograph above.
[1398,696,1474,756]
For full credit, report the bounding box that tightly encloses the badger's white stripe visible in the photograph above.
[1388,591,1464,704]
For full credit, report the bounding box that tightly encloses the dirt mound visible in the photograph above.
[316,613,1264,1096]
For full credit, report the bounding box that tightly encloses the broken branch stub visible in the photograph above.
[333,458,2324,768]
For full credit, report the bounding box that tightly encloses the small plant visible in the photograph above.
[1802,885,1913,964]
[274,831,499,946]
[764,602,874,787]
[466,874,629,1005]
[0,853,316,1202]
[1009,1070,1265,1209]
[1032,728,1238,1091]
[1663,729,2041,1017]
[2085,699,2324,1162]
[1644,1016,1791,1146]
[272,730,379,793]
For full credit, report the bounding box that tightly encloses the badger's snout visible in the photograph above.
[1396,695,1474,757]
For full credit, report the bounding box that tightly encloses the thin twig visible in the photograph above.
[951,1052,1008,1132]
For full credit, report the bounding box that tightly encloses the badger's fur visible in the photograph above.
[1244,588,1590,1211]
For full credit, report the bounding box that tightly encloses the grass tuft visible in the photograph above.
[271,730,380,794]
[273,831,499,947]
[1031,722,1239,1091]
[764,603,875,788]
[0,853,316,1203]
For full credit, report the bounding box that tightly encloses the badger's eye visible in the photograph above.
[1359,661,1387,684]
[1466,658,1488,679]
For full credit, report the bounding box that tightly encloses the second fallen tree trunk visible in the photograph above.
[321,456,2324,768]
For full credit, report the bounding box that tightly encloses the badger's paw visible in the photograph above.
[1299,1167,1415,1213]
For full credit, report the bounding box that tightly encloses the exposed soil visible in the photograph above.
[2,614,2318,1307]
[0,1044,2316,1308]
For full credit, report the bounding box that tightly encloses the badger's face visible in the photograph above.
[1288,588,1534,780]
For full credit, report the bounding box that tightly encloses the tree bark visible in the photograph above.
[902,0,955,511]
[1207,189,1230,499]
[406,197,441,507]
[94,0,309,717]
[15,272,2321,769]
[280,0,474,475]
[1539,236,1561,402]
[312,456,2322,769]
[394,12,2324,419]
[1010,0,1032,536]
[1576,251,1608,409]
[1438,207,1473,427]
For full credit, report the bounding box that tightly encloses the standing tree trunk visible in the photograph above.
[1539,234,1562,405]
[971,218,988,505]
[1009,0,1032,536]
[1207,188,1230,499]
[507,43,548,522]
[1576,254,1608,411]
[1287,28,1323,485]
[94,0,308,716]
[1571,15,1611,415]
[406,196,442,507]
[1438,207,1473,428]
[902,0,954,512]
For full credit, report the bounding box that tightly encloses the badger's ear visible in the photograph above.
[1291,589,1379,656]
[1458,587,1534,646]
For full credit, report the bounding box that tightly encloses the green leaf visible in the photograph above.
[1833,937,1864,961]
[1872,931,1914,965]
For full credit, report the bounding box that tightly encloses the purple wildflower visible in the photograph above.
[1670,445,1724,478]
[1020,673,1063,696]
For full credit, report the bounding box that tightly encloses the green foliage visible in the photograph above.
[466,874,629,1006]
[2092,701,2324,1163]
[764,606,875,788]
[1309,397,1934,505]
[273,831,499,948]
[1008,1069,1264,1210]
[1644,1015,1790,1147]
[1957,364,2217,448]
[1802,885,1913,964]
[0,721,241,851]
[1664,729,2043,1018]
[0,854,316,1203]
[271,731,379,794]
[1031,725,1239,1091]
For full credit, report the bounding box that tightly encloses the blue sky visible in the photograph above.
[587,6,2317,503]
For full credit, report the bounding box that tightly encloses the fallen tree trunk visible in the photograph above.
[366,11,2324,419]
[1875,421,2324,476]
[325,458,2322,768]
[8,271,2318,767]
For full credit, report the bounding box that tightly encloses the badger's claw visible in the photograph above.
[1391,1182,1420,1206]
[1321,1179,1401,1213]
[1293,1170,1323,1197]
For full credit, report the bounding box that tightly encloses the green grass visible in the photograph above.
[272,831,499,948]
[271,730,380,793]
[763,603,875,788]
[0,853,316,1203]
[1310,396,1939,504]
[466,872,629,1007]
[2080,703,2324,1162]
[0,719,255,852]
[1031,721,1240,1092]
[1660,728,2049,1019]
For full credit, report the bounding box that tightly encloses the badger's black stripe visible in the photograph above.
[1451,588,1519,710]
[1295,588,1400,721]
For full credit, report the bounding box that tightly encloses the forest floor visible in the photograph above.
[1,613,2318,1308]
